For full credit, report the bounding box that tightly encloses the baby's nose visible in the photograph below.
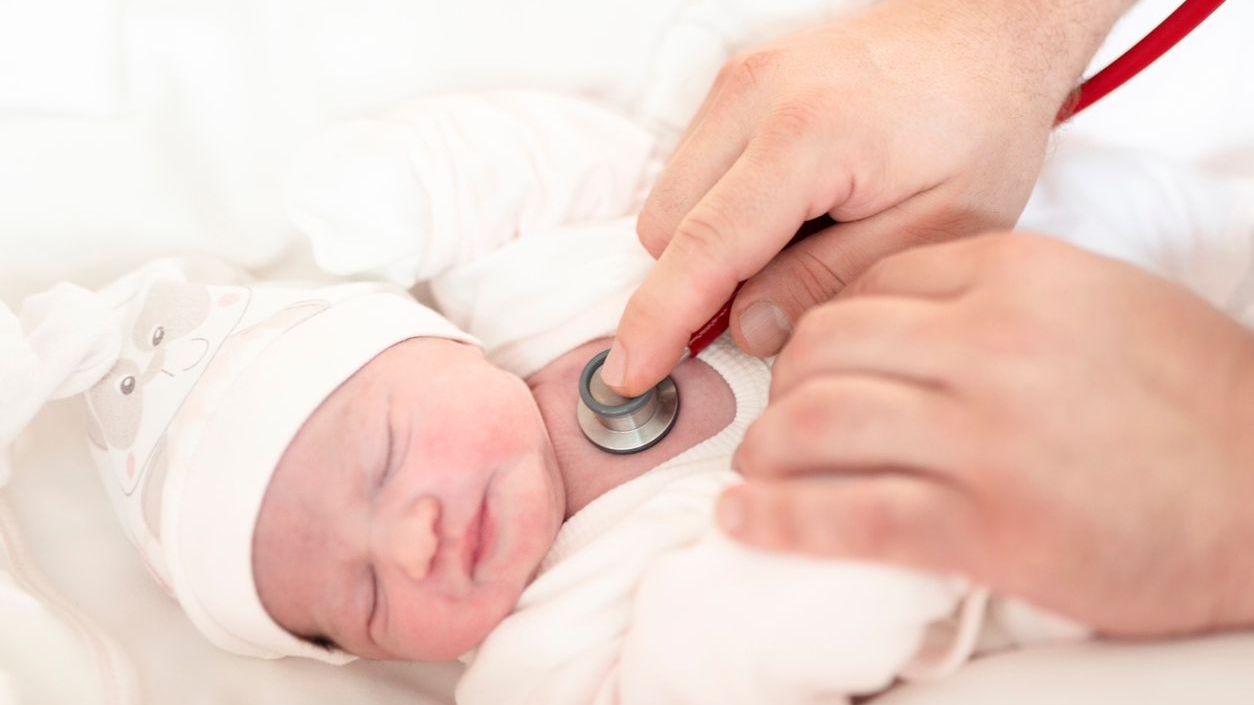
[378,495,441,582]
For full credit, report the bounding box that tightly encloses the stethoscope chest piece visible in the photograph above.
[576,349,679,454]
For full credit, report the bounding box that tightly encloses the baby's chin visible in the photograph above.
[401,583,526,662]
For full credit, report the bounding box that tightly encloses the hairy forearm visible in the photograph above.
[1006,0,1139,95]
[886,0,1137,113]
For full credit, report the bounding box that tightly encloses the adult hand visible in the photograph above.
[603,0,1133,396]
[720,233,1254,638]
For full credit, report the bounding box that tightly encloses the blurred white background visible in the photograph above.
[0,0,1251,304]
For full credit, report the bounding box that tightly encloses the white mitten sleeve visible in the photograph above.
[0,284,119,485]
[612,533,967,705]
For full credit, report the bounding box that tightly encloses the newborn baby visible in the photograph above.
[74,257,989,705]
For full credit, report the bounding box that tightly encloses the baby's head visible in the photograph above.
[253,336,563,660]
[80,264,562,664]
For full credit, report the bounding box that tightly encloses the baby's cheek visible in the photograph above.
[388,584,519,660]
[454,378,543,458]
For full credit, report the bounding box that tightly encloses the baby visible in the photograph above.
[251,331,742,660]
[68,88,1254,705]
[76,264,991,705]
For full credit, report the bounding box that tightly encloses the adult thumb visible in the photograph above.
[730,194,986,357]
[728,219,854,357]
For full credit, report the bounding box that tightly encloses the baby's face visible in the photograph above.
[252,337,564,660]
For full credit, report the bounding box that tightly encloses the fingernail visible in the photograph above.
[739,301,792,356]
[717,493,747,535]
[601,339,628,388]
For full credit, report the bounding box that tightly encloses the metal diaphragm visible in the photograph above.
[576,349,679,454]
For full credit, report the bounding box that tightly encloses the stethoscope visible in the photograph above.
[578,0,1229,454]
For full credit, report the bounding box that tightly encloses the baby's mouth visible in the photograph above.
[461,475,497,580]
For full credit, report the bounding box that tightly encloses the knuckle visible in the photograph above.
[763,491,808,550]
[635,207,672,258]
[783,378,883,450]
[791,509,843,554]
[763,99,823,141]
[723,50,780,97]
[784,249,850,308]
[670,209,736,273]
[782,382,838,439]
[620,286,670,335]
[845,493,903,555]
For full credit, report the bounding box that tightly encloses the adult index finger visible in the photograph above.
[605,131,836,396]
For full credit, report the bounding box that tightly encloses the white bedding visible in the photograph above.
[3,0,1254,703]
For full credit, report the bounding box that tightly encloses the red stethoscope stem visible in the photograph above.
[1061,0,1229,120]
[685,0,1229,360]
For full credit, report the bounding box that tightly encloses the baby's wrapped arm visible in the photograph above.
[607,532,971,705]
[287,91,656,287]
[458,468,974,705]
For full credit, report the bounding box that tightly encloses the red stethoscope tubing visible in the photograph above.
[685,0,1230,359]
[1063,0,1229,118]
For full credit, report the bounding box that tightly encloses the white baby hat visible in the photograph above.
[4,258,477,662]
